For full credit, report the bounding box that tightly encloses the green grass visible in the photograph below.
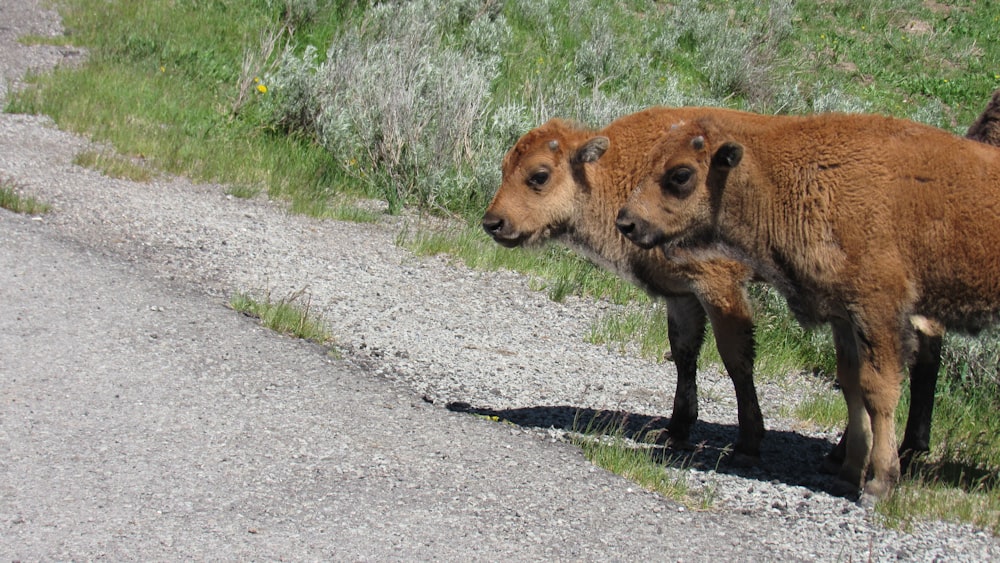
[401,223,645,304]
[6,0,355,208]
[880,480,1000,535]
[783,0,1000,129]
[229,289,334,347]
[570,414,718,510]
[73,149,155,182]
[0,177,51,215]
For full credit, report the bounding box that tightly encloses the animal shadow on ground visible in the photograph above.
[446,402,997,499]
[446,401,846,495]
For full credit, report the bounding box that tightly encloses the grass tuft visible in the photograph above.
[879,468,1000,535]
[587,302,671,362]
[289,197,383,223]
[569,411,718,509]
[225,184,264,199]
[73,149,155,182]
[0,177,51,215]
[229,288,333,347]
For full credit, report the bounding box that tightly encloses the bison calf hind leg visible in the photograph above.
[825,323,943,475]
[899,321,943,471]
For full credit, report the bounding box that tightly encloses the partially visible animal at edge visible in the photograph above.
[615,108,1000,501]
[966,87,1000,146]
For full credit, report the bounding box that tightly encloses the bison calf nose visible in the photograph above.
[481,213,503,236]
[615,209,637,239]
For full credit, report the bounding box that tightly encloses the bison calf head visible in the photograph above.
[617,122,742,251]
[482,119,609,247]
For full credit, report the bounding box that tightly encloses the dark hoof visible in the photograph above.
[898,448,927,475]
[826,477,862,500]
[724,450,761,468]
[664,437,696,451]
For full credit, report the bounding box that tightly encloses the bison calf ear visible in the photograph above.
[711,142,743,170]
[573,136,610,165]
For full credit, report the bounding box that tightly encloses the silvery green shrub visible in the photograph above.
[942,330,1000,389]
[661,0,795,110]
[810,84,872,114]
[308,0,504,212]
[262,44,320,135]
[260,0,811,215]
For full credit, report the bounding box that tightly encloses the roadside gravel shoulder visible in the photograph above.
[2,1,998,559]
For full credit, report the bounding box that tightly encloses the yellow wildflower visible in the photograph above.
[256,83,268,94]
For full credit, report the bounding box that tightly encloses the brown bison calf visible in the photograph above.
[482,106,768,460]
[616,111,1000,499]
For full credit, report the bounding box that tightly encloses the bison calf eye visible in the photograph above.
[527,170,550,189]
[670,168,692,184]
[661,166,696,198]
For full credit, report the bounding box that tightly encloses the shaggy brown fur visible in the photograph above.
[482,107,768,460]
[616,111,1000,499]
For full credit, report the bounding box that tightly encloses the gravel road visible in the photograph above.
[2,1,998,559]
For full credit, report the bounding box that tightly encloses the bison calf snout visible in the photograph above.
[615,209,641,244]
[615,209,635,238]
[481,212,504,236]
[481,212,523,247]
[616,208,661,249]
[615,208,636,238]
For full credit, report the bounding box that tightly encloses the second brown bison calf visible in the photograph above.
[616,111,1000,500]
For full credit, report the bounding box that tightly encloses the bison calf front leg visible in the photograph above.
[703,298,763,464]
[661,295,708,449]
